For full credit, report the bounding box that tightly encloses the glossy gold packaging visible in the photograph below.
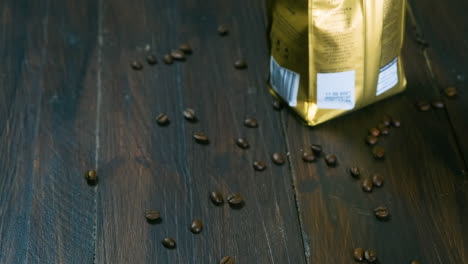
[268,0,407,126]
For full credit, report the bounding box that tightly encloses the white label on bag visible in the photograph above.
[377,58,399,96]
[270,56,300,107]
[317,70,356,110]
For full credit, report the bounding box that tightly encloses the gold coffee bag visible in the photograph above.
[268,0,407,126]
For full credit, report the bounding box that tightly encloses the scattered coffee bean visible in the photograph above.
[220,256,233,264]
[325,154,337,167]
[410,260,421,264]
[170,49,185,60]
[234,59,247,69]
[369,128,380,137]
[210,191,224,205]
[379,126,390,135]
[244,117,258,128]
[217,24,229,35]
[374,206,390,220]
[146,54,157,65]
[353,248,364,262]
[349,166,360,178]
[227,193,244,207]
[302,151,316,162]
[444,87,457,97]
[236,137,249,149]
[362,177,373,192]
[272,152,285,165]
[431,100,445,109]
[179,43,192,54]
[162,237,176,249]
[183,108,197,122]
[372,146,385,159]
[131,61,143,70]
[253,161,266,171]
[193,132,209,144]
[145,210,161,223]
[416,101,431,111]
[156,113,170,126]
[364,249,377,263]
[272,99,283,110]
[163,54,173,64]
[391,117,401,128]
[311,144,323,155]
[382,115,391,126]
[190,219,203,234]
[366,135,378,145]
[85,170,97,185]
[372,174,384,187]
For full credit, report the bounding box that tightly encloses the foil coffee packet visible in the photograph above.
[268,0,407,126]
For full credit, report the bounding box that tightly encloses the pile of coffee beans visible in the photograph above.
[363,114,401,159]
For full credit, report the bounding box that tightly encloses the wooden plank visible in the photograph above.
[407,0,468,165]
[95,0,306,262]
[281,12,468,264]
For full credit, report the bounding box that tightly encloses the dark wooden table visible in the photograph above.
[1,0,467,263]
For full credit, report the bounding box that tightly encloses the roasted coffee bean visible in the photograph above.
[302,151,316,162]
[146,54,157,65]
[325,154,337,167]
[391,117,401,128]
[374,206,389,220]
[217,24,229,35]
[227,193,244,207]
[416,101,431,111]
[156,113,170,126]
[379,126,390,135]
[366,135,378,145]
[220,256,233,264]
[162,237,176,249]
[193,132,209,144]
[183,108,197,122]
[145,210,161,223]
[244,117,258,128]
[131,61,143,70]
[272,152,285,165]
[372,146,385,159]
[170,49,185,60]
[234,59,247,69]
[272,99,283,110]
[353,248,364,262]
[364,249,377,263]
[382,115,391,126]
[444,87,457,97]
[163,54,173,64]
[236,137,249,149]
[179,43,192,54]
[210,191,224,205]
[349,166,360,178]
[431,100,445,109]
[311,144,322,155]
[190,219,203,234]
[372,174,384,187]
[369,128,380,137]
[410,260,421,264]
[253,161,266,171]
[362,177,373,192]
[85,170,97,185]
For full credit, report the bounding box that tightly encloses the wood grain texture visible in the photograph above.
[281,10,468,263]
[95,0,305,263]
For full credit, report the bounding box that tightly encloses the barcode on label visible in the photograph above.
[270,56,300,106]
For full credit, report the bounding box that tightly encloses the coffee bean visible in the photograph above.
[372,174,384,187]
[156,113,170,126]
[145,210,161,223]
[372,146,385,159]
[217,24,229,35]
[210,191,224,205]
[353,248,364,262]
[431,100,445,109]
[253,160,266,171]
[162,237,176,249]
[416,101,431,111]
[391,117,401,128]
[244,117,258,128]
[311,144,322,155]
[364,249,377,263]
[374,206,389,220]
[362,177,373,192]
[382,115,391,126]
[163,54,173,64]
[227,193,244,207]
[234,59,247,69]
[179,43,192,54]
[444,87,457,97]
[131,61,143,70]
[220,256,233,264]
[193,132,209,144]
[190,219,203,234]
[325,154,337,167]
[272,152,285,165]
[236,137,249,149]
[170,49,185,60]
[366,135,378,145]
[85,170,97,185]
[302,151,315,162]
[379,126,390,136]
[349,166,360,178]
[183,108,197,122]
[369,128,380,137]
[146,54,157,65]
[272,99,283,110]
[410,260,421,264]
